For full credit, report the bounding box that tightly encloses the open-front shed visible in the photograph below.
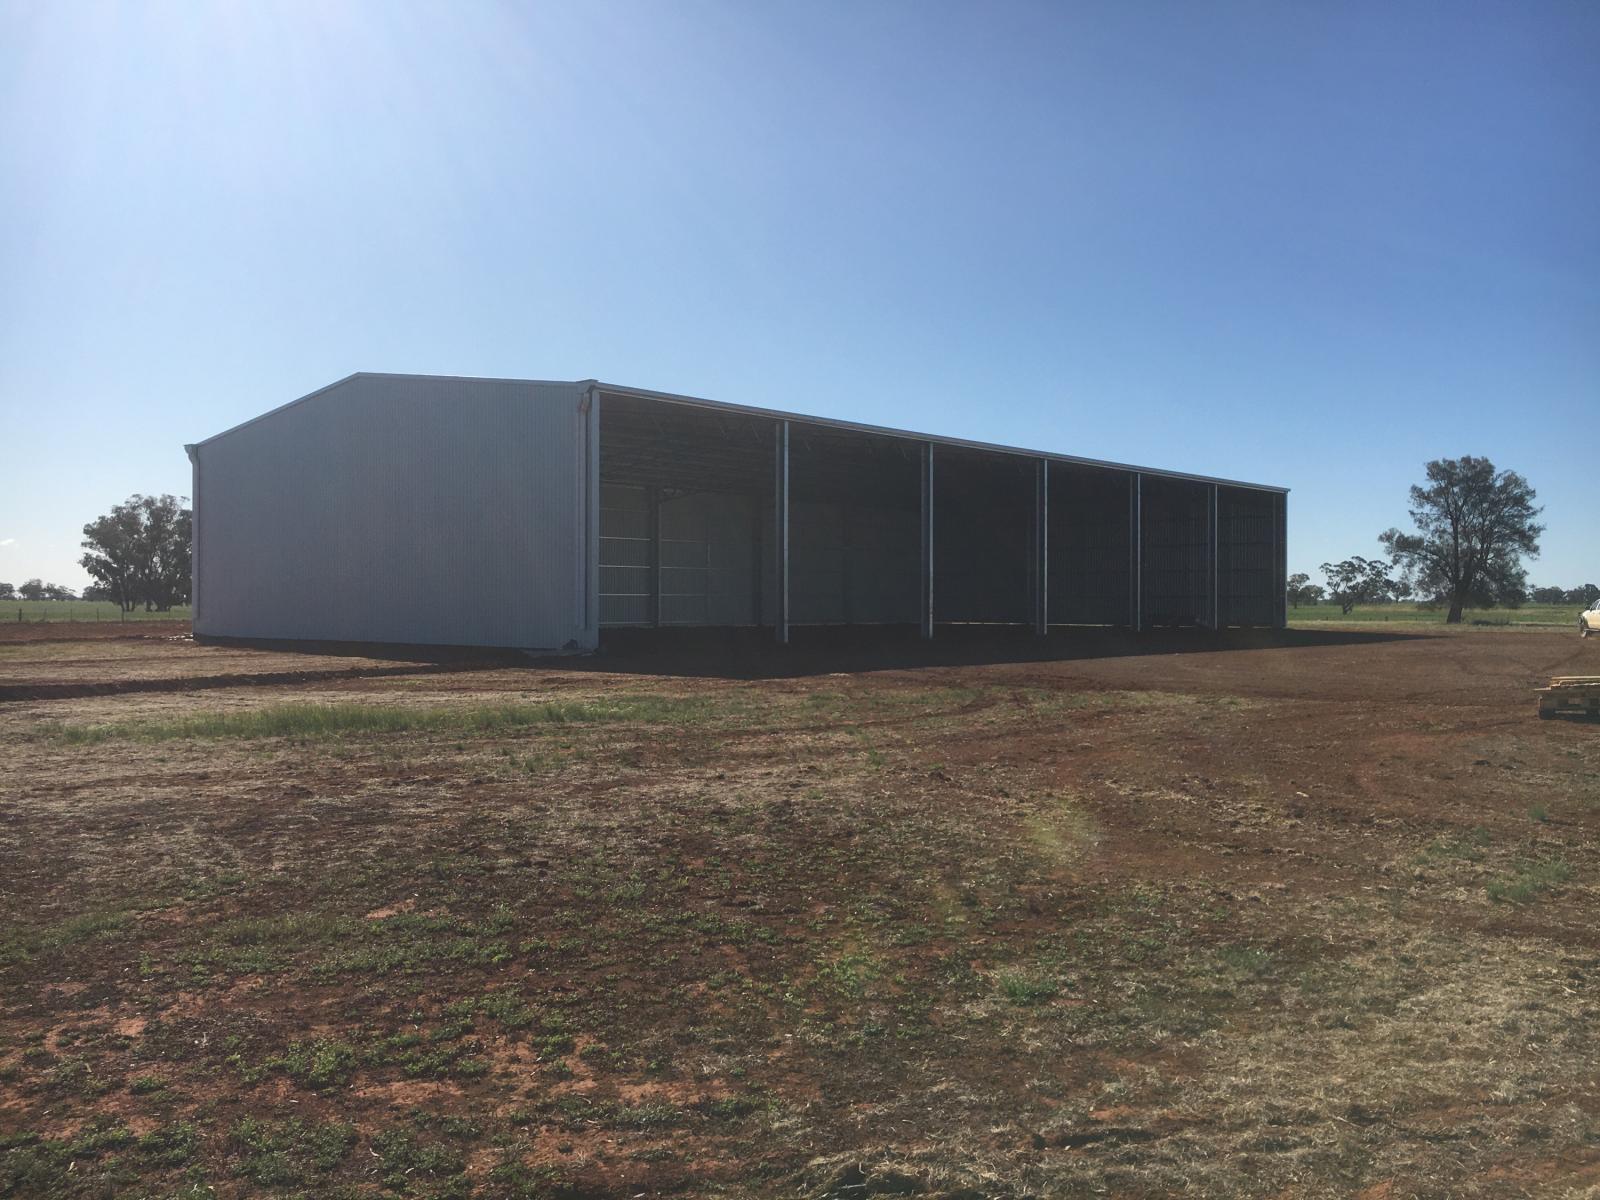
[188,373,1288,651]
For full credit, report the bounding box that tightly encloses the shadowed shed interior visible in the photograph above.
[597,389,1285,634]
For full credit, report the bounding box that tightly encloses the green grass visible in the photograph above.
[50,696,722,744]
[2,599,191,623]
[370,1125,468,1191]
[1486,859,1572,904]
[0,1121,201,1194]
[230,1117,357,1187]
[995,968,1061,1005]
[1419,827,1493,864]
[1215,944,1277,978]
[0,909,135,968]
[1289,602,1582,626]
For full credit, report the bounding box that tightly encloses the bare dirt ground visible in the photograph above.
[2,624,1597,1198]
[0,620,191,644]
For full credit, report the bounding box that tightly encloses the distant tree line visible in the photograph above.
[1295,456,1559,622]
[1298,564,1595,616]
[1528,584,1600,607]
[0,579,81,602]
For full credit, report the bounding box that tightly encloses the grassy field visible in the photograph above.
[1289,601,1584,626]
[4,600,192,623]
[2,626,1598,1198]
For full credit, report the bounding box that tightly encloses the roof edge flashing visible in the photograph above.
[191,372,366,450]
[192,372,590,449]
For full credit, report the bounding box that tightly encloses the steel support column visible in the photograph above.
[1130,472,1143,632]
[1208,483,1219,631]
[775,420,790,644]
[581,388,601,643]
[184,444,201,626]
[919,442,934,640]
[1033,459,1049,635]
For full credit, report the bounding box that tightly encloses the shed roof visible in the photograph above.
[195,371,1288,494]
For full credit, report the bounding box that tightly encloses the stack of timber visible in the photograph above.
[1537,676,1600,719]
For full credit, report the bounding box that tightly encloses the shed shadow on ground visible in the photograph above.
[542,624,1427,681]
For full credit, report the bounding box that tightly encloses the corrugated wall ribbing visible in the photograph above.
[776,501,919,625]
[932,455,1032,623]
[1276,492,1289,628]
[1049,468,1131,625]
[1218,486,1278,627]
[1141,478,1210,626]
[195,376,592,649]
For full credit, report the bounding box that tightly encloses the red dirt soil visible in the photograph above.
[1,624,1597,1199]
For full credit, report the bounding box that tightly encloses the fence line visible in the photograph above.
[10,601,193,624]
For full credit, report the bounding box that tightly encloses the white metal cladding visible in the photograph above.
[193,375,594,650]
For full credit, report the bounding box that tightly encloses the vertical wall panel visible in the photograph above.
[1218,486,1277,626]
[755,500,919,626]
[1277,492,1289,628]
[1049,467,1132,625]
[1141,477,1210,626]
[932,453,1032,624]
[194,375,592,650]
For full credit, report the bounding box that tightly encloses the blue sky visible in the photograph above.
[2,0,1595,592]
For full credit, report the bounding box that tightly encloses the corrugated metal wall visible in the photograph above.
[1049,467,1133,625]
[194,375,594,650]
[1218,486,1279,627]
[766,501,920,626]
[932,453,1033,624]
[1141,477,1211,626]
